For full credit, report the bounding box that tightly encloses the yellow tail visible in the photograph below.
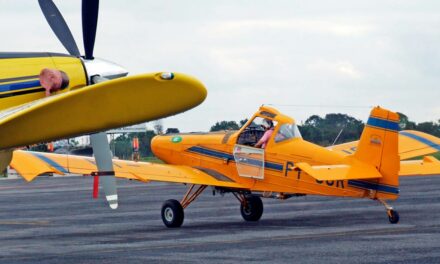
[353,106,400,199]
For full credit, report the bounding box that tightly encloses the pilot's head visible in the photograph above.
[262,119,273,130]
[39,68,70,96]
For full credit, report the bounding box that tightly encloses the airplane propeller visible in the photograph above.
[38,0,81,57]
[38,0,99,59]
[82,0,99,59]
[38,0,119,209]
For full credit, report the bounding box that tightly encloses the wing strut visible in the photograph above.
[89,75,118,209]
[90,132,118,209]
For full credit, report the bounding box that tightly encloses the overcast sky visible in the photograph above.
[1,1,439,132]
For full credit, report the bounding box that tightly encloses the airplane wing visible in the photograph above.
[294,161,382,181]
[10,150,248,189]
[0,72,206,150]
[399,156,440,177]
[329,130,440,160]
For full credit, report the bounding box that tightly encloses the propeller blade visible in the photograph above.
[38,0,81,57]
[90,132,118,209]
[82,0,99,59]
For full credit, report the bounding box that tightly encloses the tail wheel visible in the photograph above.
[240,195,263,221]
[387,209,399,224]
[161,199,184,228]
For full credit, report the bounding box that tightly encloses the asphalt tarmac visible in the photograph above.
[1,175,440,263]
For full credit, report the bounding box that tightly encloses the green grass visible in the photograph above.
[140,156,164,164]
[408,151,440,160]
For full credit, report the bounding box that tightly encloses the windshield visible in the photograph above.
[274,123,302,143]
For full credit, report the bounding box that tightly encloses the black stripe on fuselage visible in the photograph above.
[0,88,45,98]
[0,75,39,84]
[0,52,73,59]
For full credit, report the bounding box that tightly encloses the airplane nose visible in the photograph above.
[151,134,184,164]
[151,135,169,161]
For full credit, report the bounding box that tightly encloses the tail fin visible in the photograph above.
[354,106,400,199]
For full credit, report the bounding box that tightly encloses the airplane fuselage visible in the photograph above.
[0,52,87,111]
[152,106,400,201]
[152,130,398,200]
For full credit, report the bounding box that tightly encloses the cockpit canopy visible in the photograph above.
[274,123,302,143]
[237,106,302,147]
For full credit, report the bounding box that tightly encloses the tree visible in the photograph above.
[210,121,240,132]
[153,120,164,135]
[397,112,416,130]
[304,115,323,127]
[416,122,440,137]
[239,119,248,127]
[300,113,363,146]
[110,130,157,159]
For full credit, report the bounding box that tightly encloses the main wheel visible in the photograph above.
[161,199,184,228]
[387,209,399,224]
[240,195,263,221]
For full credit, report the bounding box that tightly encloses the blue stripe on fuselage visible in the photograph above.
[400,131,440,151]
[31,152,69,174]
[188,146,233,160]
[366,117,400,132]
[187,146,284,172]
[348,180,399,194]
[0,80,41,93]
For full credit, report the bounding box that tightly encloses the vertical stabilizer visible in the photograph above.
[354,107,400,199]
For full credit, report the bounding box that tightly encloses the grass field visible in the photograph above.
[140,156,164,163]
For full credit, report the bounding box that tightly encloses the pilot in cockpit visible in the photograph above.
[254,119,274,149]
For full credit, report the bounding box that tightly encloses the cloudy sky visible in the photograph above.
[1,1,439,132]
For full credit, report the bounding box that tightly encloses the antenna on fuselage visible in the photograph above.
[331,127,344,146]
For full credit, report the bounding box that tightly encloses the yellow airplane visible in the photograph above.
[11,106,440,228]
[0,0,207,208]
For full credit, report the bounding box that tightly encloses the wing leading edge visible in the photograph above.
[329,130,440,160]
[0,72,206,150]
[10,150,247,189]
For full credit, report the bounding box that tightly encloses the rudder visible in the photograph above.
[354,106,400,199]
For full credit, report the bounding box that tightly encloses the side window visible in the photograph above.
[274,123,302,143]
[237,117,277,147]
[237,117,266,146]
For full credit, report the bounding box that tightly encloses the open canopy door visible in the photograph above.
[233,144,265,179]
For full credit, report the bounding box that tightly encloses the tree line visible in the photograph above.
[210,112,440,146]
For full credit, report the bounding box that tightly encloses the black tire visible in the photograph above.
[161,199,184,228]
[388,209,399,224]
[240,195,263,221]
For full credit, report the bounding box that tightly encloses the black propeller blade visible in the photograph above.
[82,0,99,60]
[38,0,81,57]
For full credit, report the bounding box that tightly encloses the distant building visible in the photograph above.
[166,128,180,134]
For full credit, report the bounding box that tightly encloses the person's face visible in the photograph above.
[40,69,62,90]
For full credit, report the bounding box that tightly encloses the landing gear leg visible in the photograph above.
[161,185,207,228]
[233,193,264,222]
[378,199,399,224]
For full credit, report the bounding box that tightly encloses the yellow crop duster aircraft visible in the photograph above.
[0,0,207,209]
[11,106,440,228]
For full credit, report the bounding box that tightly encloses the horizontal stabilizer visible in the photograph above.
[295,161,382,181]
[400,156,440,177]
[329,130,440,160]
